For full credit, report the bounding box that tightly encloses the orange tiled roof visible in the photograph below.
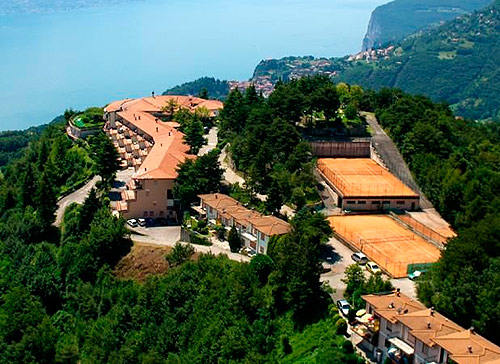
[105,95,222,180]
[364,293,500,364]
[362,292,425,323]
[433,330,500,364]
[198,193,291,237]
[397,308,463,347]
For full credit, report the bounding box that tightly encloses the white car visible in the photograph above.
[366,261,381,275]
[127,218,138,227]
[351,252,368,265]
[337,299,351,316]
[137,218,146,227]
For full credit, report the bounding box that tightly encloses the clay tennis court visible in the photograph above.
[318,158,418,197]
[329,215,441,278]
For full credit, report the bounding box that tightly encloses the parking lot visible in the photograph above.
[320,236,417,301]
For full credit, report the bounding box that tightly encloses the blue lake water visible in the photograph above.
[0,0,387,131]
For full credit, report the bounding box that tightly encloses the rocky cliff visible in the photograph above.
[362,0,492,50]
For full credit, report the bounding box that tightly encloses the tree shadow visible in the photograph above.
[320,244,342,264]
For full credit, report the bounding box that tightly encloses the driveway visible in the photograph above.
[198,127,218,156]
[128,225,250,263]
[54,175,101,226]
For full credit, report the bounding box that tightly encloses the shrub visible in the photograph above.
[190,234,211,246]
[342,340,354,354]
[335,318,347,335]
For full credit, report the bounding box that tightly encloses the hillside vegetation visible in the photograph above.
[339,0,500,121]
[163,77,230,100]
[362,0,492,50]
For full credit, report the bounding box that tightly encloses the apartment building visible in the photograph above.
[355,292,500,364]
[104,95,223,219]
[195,193,291,254]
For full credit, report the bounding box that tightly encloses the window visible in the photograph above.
[149,211,154,217]
[396,201,405,205]
[358,201,366,204]
[422,344,429,355]
[383,201,390,204]
[385,339,391,348]
[143,211,148,217]
[372,201,381,205]
[259,246,265,254]
[167,189,174,199]
[386,321,393,332]
[407,333,415,345]
[347,201,356,204]
[160,211,164,216]
[146,190,150,197]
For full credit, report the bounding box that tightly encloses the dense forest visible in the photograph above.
[360,88,500,345]
[163,77,230,101]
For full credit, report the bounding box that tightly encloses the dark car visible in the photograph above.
[145,218,156,227]
[156,217,169,226]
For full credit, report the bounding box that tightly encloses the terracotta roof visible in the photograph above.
[363,293,500,364]
[248,216,291,236]
[105,95,223,180]
[432,330,500,364]
[397,308,463,347]
[198,193,291,237]
[362,292,425,323]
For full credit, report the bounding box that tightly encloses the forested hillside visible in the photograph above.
[163,77,230,100]
[339,0,500,121]
[360,88,500,344]
[362,0,492,50]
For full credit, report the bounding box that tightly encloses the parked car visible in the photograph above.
[127,218,138,227]
[156,217,169,226]
[145,217,156,227]
[337,299,351,316]
[366,261,381,275]
[408,270,424,280]
[351,252,368,265]
[137,218,146,227]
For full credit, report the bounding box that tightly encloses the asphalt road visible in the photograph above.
[54,175,101,226]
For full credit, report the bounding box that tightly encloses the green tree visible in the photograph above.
[174,149,223,207]
[166,243,195,267]
[227,226,242,253]
[89,132,120,185]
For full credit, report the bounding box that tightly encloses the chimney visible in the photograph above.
[389,301,394,309]
[152,91,155,98]
[470,326,475,334]
[430,307,435,316]
[215,195,218,199]
[156,127,159,133]
[427,322,431,329]
[396,288,401,297]
[468,345,473,353]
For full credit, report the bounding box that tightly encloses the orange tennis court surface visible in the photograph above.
[329,215,441,278]
[318,158,419,198]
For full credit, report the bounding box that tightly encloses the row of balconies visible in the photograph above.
[106,120,154,171]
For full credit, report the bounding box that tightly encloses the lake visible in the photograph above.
[0,0,387,131]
